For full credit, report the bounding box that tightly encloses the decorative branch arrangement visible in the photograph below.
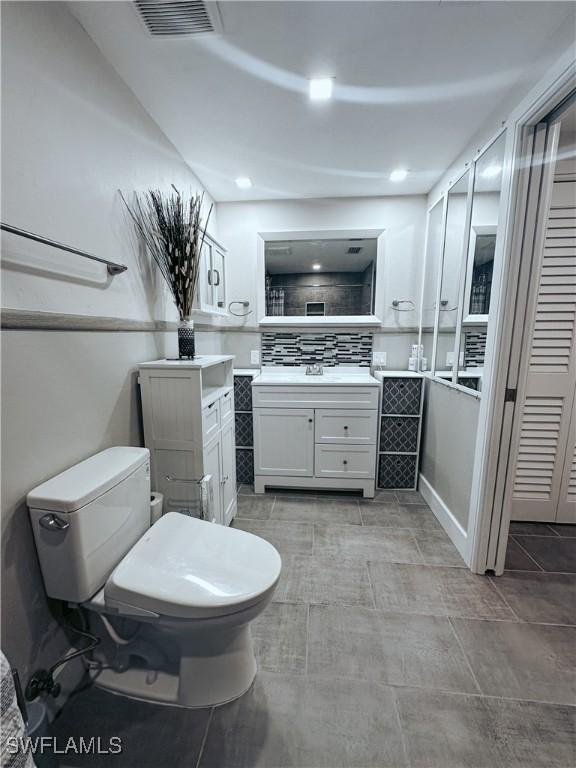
[120,186,213,321]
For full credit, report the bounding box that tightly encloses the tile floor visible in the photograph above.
[53,490,576,768]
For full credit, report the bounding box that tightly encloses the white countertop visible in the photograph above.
[252,366,379,386]
[139,355,234,369]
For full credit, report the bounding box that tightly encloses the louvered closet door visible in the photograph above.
[557,392,576,522]
[511,158,576,522]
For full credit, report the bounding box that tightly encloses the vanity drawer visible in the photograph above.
[378,454,418,489]
[315,444,376,479]
[202,399,221,444]
[381,378,422,415]
[219,389,234,427]
[315,409,378,445]
[253,386,379,410]
[380,417,419,453]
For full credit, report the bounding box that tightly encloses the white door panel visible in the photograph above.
[254,408,314,476]
[511,152,576,522]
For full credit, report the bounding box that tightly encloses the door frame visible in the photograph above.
[468,54,576,574]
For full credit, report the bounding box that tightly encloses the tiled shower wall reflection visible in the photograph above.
[261,332,373,367]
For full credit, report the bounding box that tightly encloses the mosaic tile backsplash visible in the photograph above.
[464,329,487,368]
[261,332,373,367]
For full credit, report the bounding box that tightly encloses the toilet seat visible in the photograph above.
[104,513,282,620]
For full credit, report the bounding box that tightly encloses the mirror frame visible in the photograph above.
[256,228,385,326]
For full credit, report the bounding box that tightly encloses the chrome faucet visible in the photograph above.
[306,363,323,376]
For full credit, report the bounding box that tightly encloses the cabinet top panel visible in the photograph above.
[139,355,234,370]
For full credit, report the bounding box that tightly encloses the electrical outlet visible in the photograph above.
[373,352,387,366]
[251,350,260,365]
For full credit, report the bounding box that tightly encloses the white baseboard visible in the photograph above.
[419,474,470,566]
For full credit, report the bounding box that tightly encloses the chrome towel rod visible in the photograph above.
[1,222,128,276]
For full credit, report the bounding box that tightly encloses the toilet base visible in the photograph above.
[91,623,257,709]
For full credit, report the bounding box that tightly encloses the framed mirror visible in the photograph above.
[420,198,445,371]
[433,170,471,376]
[457,131,507,392]
[463,132,506,324]
[261,234,381,320]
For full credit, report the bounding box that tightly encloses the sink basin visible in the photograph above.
[252,366,378,386]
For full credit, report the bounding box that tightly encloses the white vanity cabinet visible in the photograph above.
[138,356,237,526]
[252,368,379,497]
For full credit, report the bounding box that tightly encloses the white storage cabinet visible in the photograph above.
[139,356,237,526]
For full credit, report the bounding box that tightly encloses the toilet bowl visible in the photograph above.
[27,447,281,708]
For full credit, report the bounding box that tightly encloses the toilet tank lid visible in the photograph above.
[27,447,150,514]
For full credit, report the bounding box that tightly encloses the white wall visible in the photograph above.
[0,1,214,682]
[1,1,215,325]
[217,196,427,331]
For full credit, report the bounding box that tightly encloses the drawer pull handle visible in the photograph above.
[343,460,348,465]
[343,425,349,430]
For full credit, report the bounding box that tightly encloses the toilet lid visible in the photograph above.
[104,513,282,619]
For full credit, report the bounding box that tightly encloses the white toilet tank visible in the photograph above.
[28,447,150,604]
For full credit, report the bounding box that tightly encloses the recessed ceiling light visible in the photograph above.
[312,263,322,270]
[481,165,502,178]
[235,176,253,189]
[390,168,408,182]
[309,78,333,101]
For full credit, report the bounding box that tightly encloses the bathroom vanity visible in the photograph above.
[252,366,379,497]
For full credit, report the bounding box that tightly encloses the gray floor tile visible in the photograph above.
[505,537,542,571]
[490,571,576,625]
[233,519,313,557]
[368,562,515,620]
[362,489,397,503]
[274,555,375,607]
[549,523,576,538]
[395,490,424,504]
[395,687,576,768]
[514,535,576,573]
[236,494,274,520]
[52,686,210,767]
[412,529,466,567]
[509,521,557,536]
[200,673,408,768]
[314,523,422,563]
[251,602,307,674]
[272,496,361,525]
[360,502,441,531]
[308,605,478,694]
[451,618,576,705]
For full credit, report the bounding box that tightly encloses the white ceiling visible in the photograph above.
[70,1,575,202]
[265,238,377,273]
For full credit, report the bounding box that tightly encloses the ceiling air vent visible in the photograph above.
[134,1,222,37]
[347,246,363,254]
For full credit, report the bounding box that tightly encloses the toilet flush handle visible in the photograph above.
[39,513,70,532]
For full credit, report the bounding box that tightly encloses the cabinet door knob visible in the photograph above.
[343,425,349,430]
[308,418,313,423]
[343,460,348,465]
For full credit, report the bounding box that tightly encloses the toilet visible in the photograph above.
[27,447,281,708]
